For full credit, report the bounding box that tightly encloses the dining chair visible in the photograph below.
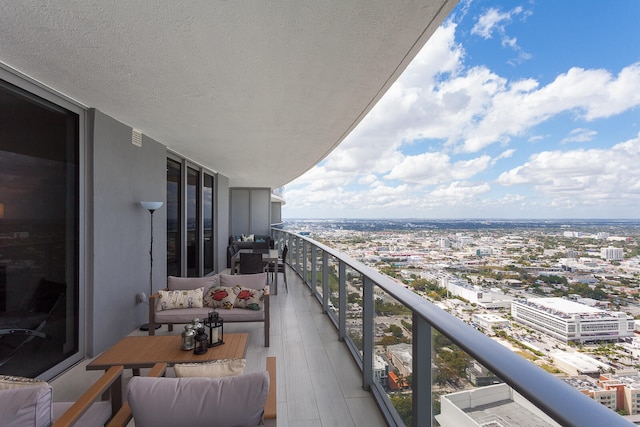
[239,252,265,274]
[267,245,288,292]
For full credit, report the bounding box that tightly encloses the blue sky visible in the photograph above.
[283,0,640,219]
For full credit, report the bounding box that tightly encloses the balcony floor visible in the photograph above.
[50,266,387,426]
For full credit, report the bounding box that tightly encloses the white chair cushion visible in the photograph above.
[127,371,269,427]
[0,385,53,427]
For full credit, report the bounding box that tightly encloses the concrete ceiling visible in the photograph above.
[0,1,456,188]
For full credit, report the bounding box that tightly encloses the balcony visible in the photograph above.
[51,229,633,426]
[267,229,632,426]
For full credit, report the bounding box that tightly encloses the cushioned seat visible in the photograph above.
[126,372,270,427]
[0,365,123,427]
[148,273,270,346]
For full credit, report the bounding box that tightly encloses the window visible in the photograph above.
[167,160,215,277]
[186,167,200,277]
[203,173,214,275]
[0,79,79,377]
[166,158,182,277]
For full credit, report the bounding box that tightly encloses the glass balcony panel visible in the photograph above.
[327,254,339,323]
[290,237,298,274]
[345,266,364,358]
[372,285,414,425]
[315,248,323,299]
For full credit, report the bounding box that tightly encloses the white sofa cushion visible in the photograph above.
[219,272,267,291]
[127,372,269,427]
[167,275,218,292]
[0,385,53,427]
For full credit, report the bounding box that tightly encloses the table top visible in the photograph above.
[233,249,278,261]
[86,333,248,371]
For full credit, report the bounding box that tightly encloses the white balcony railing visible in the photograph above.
[271,228,633,427]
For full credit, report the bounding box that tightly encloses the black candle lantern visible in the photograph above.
[193,325,208,355]
[205,311,224,347]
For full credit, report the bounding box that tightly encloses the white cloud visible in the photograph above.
[284,6,640,219]
[561,128,597,144]
[497,133,640,208]
[456,62,640,153]
[428,181,492,205]
[384,152,491,184]
[471,7,520,39]
[496,149,516,160]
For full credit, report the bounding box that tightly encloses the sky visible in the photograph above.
[283,0,640,220]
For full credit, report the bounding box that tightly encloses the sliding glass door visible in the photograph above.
[0,79,80,377]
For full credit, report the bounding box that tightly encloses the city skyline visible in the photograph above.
[284,0,640,220]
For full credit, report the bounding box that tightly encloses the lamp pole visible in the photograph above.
[139,201,163,331]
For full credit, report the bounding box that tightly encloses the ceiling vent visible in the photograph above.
[131,129,142,147]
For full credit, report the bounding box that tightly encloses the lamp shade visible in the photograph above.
[140,201,163,211]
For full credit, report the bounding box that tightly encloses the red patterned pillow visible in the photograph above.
[232,286,264,311]
[204,286,237,309]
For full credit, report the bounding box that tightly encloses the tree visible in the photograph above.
[389,394,412,426]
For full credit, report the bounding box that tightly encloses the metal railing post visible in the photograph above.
[413,313,432,427]
[322,251,329,313]
[311,245,317,297]
[362,276,374,391]
[339,260,346,341]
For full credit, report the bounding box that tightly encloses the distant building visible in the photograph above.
[511,297,634,343]
[562,376,617,412]
[386,343,412,377]
[552,352,609,377]
[601,247,624,261]
[466,360,502,387]
[373,353,388,388]
[600,372,640,415]
[436,383,561,427]
[472,313,509,330]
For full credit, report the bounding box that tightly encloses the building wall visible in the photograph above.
[89,109,167,355]
[229,188,271,237]
[216,175,230,273]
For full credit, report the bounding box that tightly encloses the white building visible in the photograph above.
[472,313,509,330]
[552,352,609,376]
[511,297,634,343]
[386,343,412,377]
[373,353,388,386]
[436,383,561,427]
[601,247,624,261]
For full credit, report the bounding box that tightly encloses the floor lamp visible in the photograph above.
[139,201,163,331]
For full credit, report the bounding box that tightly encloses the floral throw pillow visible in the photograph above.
[156,288,204,311]
[232,286,264,311]
[204,286,237,309]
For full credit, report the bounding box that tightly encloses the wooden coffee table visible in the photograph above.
[87,333,248,375]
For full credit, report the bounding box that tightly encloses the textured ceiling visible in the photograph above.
[0,1,456,188]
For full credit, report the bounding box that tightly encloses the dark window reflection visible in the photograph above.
[166,159,182,277]
[203,173,214,275]
[186,167,199,277]
[0,79,79,377]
